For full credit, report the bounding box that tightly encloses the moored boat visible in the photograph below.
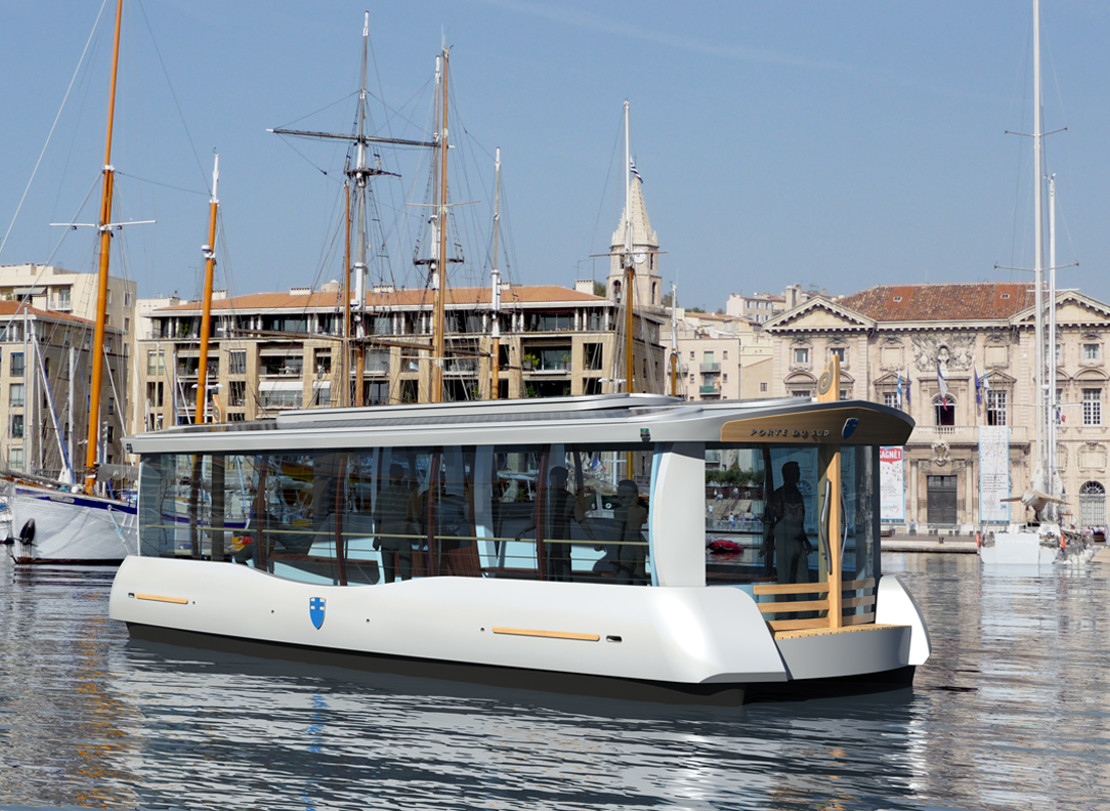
[110,393,930,703]
[7,0,139,563]
[4,477,136,565]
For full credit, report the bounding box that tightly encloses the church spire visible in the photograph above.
[607,161,662,308]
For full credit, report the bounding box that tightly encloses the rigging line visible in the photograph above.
[39,176,104,271]
[588,112,625,277]
[115,171,207,197]
[0,0,111,261]
[447,105,488,283]
[213,207,238,298]
[273,134,339,179]
[134,0,209,191]
[272,91,359,132]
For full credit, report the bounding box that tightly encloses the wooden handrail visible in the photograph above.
[754,576,878,631]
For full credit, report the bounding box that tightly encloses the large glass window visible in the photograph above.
[934,396,955,426]
[1083,388,1102,426]
[704,443,878,625]
[259,385,303,410]
[987,389,1008,426]
[141,443,654,588]
[228,350,247,375]
[146,350,166,376]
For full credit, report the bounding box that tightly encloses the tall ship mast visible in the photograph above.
[7,0,140,564]
[84,0,125,493]
[270,14,435,407]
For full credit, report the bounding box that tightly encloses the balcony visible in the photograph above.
[911,424,1031,445]
[700,362,721,374]
[699,385,720,398]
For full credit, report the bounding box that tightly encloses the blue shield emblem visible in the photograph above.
[309,597,326,629]
[842,418,859,440]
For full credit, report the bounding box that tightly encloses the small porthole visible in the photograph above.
[606,635,623,643]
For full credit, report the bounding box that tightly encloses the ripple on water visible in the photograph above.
[0,554,1108,810]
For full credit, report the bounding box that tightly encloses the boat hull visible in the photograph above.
[7,482,137,564]
[110,556,929,702]
[979,530,1059,567]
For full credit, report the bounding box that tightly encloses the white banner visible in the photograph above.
[879,446,905,521]
[979,426,1010,523]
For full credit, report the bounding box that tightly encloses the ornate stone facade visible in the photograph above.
[763,283,1110,532]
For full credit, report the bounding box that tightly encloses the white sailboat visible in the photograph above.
[979,0,1091,567]
[5,0,138,564]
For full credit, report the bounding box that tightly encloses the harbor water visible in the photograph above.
[1,552,1107,811]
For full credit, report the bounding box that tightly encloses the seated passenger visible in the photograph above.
[374,464,417,583]
[515,466,580,581]
[613,479,647,585]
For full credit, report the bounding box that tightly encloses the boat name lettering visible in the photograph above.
[749,427,832,439]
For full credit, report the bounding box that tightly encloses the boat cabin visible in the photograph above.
[125,393,914,634]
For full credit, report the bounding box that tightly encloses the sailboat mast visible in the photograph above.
[431,47,450,404]
[353,13,371,408]
[622,99,635,395]
[1032,0,1047,495]
[670,283,678,397]
[490,147,502,400]
[1047,173,1058,513]
[194,154,219,424]
[353,12,370,315]
[68,347,75,477]
[344,181,353,407]
[84,0,124,493]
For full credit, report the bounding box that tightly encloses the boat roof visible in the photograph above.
[123,394,914,454]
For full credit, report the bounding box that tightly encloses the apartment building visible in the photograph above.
[134,282,666,427]
[0,265,134,477]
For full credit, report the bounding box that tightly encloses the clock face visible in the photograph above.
[632,251,647,264]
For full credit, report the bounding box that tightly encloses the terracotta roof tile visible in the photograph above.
[836,283,1033,322]
[0,300,104,328]
[157,284,604,313]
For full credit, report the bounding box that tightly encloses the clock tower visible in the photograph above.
[606,166,663,309]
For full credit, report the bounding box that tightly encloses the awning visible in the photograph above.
[259,381,303,392]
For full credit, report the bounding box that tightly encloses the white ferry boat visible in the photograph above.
[109,394,930,703]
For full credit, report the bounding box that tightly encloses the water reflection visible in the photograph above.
[1,554,1108,810]
[104,645,930,811]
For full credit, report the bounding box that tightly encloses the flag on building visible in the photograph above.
[896,373,904,409]
[630,158,642,183]
[937,360,949,409]
[974,369,982,405]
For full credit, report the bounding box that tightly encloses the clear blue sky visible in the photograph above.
[2,1,1108,310]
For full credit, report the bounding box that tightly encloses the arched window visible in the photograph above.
[933,395,955,426]
[1079,481,1106,530]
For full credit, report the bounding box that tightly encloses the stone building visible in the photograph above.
[664,310,773,401]
[763,282,1110,533]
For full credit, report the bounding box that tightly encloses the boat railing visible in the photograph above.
[168,519,651,587]
[752,576,877,635]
